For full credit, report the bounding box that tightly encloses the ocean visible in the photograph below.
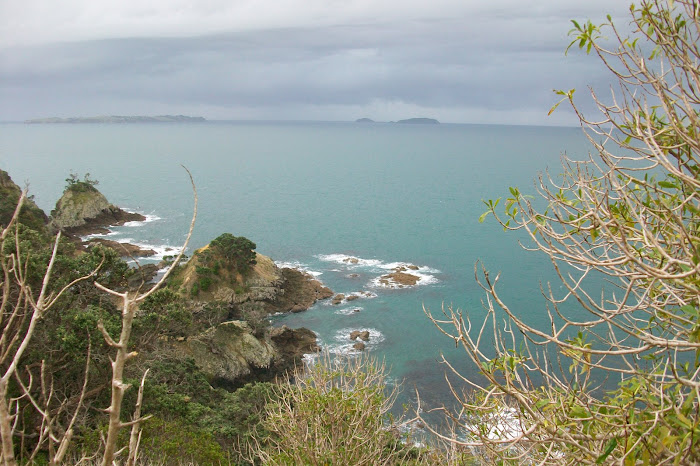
[0,120,592,415]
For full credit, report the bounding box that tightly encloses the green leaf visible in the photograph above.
[478,211,490,223]
[596,437,617,463]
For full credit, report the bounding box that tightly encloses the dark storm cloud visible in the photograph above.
[0,2,628,124]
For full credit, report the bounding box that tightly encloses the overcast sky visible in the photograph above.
[0,1,631,125]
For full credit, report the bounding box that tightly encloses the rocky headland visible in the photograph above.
[4,169,330,388]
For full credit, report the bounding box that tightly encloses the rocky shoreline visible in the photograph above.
[41,175,333,387]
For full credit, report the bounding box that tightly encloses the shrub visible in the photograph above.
[248,354,413,465]
[426,1,700,463]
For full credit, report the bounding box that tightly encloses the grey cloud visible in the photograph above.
[0,6,620,124]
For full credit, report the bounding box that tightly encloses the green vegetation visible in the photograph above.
[64,171,100,193]
[209,233,257,273]
[0,170,47,231]
[248,354,420,465]
[426,1,700,463]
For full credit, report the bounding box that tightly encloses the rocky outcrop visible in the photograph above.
[171,320,276,387]
[49,185,145,235]
[170,321,319,388]
[178,249,332,315]
[269,325,319,374]
[350,330,370,341]
[127,264,159,290]
[273,268,333,313]
[378,265,421,287]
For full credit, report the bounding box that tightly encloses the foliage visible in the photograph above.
[0,169,197,465]
[64,171,99,193]
[248,353,415,465]
[427,1,700,464]
[0,170,47,231]
[208,233,257,273]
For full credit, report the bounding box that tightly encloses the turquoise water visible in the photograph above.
[0,121,591,412]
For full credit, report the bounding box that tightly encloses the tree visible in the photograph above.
[0,170,197,465]
[208,233,257,273]
[424,1,700,464]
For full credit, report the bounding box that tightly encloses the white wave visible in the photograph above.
[81,230,120,241]
[317,254,441,286]
[334,306,364,316]
[462,407,525,442]
[133,242,181,261]
[121,213,161,227]
[317,253,383,268]
[379,261,441,274]
[369,270,440,289]
[325,290,377,306]
[275,260,323,277]
[323,327,386,355]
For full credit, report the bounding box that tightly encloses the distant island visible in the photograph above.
[25,115,206,124]
[354,117,439,124]
[396,118,439,124]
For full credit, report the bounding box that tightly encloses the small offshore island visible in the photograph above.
[25,114,206,124]
[355,117,440,124]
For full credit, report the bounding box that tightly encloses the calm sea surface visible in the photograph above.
[0,121,592,414]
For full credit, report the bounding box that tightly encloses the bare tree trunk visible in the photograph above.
[0,382,16,466]
[100,296,136,466]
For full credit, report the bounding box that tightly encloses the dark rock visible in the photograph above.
[127,264,159,290]
[347,273,360,278]
[87,238,156,257]
[346,294,359,302]
[271,268,333,313]
[332,294,345,305]
[270,325,320,358]
[378,271,420,287]
[350,330,370,341]
[353,342,366,351]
